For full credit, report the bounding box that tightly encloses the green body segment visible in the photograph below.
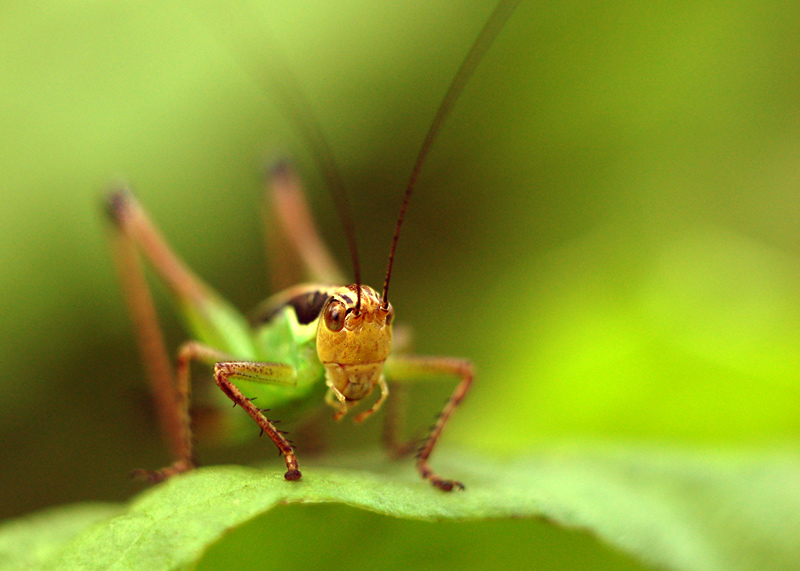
[179,291,326,421]
[249,306,325,404]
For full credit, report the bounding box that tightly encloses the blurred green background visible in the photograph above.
[1,0,799,568]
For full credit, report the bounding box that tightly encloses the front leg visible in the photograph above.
[384,355,473,492]
[213,361,301,481]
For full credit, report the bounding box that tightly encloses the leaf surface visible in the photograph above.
[3,446,795,571]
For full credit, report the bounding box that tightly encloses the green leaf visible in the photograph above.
[4,446,797,571]
[0,503,122,571]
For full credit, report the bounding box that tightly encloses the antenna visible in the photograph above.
[271,62,364,312]
[192,8,363,311]
[381,0,521,306]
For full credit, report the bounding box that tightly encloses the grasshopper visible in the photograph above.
[105,0,519,492]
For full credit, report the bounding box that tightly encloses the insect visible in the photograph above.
[105,0,519,492]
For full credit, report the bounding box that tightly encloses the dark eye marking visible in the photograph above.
[287,290,330,325]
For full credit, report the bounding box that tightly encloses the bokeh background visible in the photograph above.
[2,0,799,568]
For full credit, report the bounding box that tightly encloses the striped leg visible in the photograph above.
[384,355,473,491]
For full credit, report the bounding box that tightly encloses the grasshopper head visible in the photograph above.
[316,284,393,401]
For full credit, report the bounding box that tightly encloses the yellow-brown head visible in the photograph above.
[316,284,394,401]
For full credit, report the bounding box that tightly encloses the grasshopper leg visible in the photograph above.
[105,187,216,309]
[213,360,301,480]
[105,188,198,470]
[384,355,473,491]
[264,161,346,285]
[128,342,226,482]
[105,187,257,479]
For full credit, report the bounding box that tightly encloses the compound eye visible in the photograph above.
[385,305,394,326]
[323,300,346,332]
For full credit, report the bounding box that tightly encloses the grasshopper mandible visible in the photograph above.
[105,0,519,492]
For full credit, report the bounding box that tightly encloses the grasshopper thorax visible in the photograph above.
[316,284,394,401]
